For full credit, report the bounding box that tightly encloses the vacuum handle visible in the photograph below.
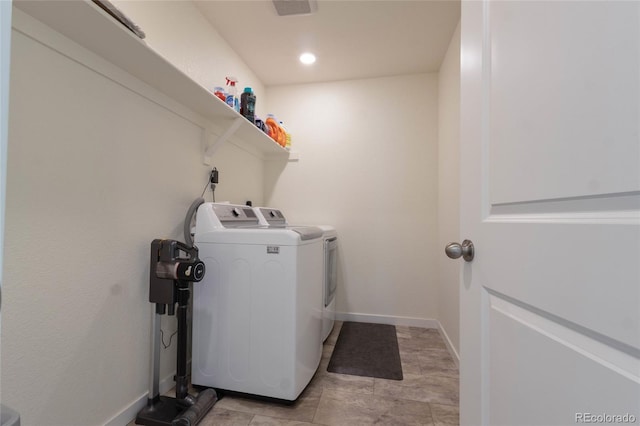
[173,240,199,259]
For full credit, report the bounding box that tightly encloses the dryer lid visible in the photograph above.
[290,226,323,240]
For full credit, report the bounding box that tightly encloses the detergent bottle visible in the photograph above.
[265,114,283,146]
[277,123,286,147]
[240,87,256,123]
[213,87,226,102]
[280,121,291,150]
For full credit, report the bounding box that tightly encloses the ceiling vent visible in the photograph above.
[272,0,317,16]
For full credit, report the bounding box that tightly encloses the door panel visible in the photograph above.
[489,294,639,426]
[489,1,640,203]
[482,222,640,349]
[460,1,640,424]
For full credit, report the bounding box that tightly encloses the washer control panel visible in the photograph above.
[257,208,287,226]
[212,204,259,227]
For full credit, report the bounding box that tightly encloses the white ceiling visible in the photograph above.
[193,0,461,86]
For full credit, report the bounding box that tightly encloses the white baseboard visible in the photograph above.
[335,311,460,367]
[104,371,176,426]
[436,322,460,367]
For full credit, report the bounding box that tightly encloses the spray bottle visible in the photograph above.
[225,77,239,112]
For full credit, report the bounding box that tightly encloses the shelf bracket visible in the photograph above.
[203,117,243,165]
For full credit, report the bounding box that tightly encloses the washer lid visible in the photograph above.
[290,226,323,240]
[195,228,321,245]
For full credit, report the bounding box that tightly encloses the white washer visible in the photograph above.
[253,207,337,342]
[191,203,323,401]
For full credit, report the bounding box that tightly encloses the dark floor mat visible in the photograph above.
[327,321,403,380]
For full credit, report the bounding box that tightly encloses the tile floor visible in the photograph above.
[134,321,459,426]
[200,323,458,426]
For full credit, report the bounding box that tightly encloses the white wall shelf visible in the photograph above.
[13,0,288,161]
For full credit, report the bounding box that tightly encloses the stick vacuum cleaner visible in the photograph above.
[136,239,217,426]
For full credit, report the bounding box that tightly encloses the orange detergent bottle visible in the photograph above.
[265,114,284,147]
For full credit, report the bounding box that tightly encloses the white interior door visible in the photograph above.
[459,1,640,425]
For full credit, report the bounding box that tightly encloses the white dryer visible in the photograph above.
[253,207,337,342]
[318,225,337,342]
[191,203,323,401]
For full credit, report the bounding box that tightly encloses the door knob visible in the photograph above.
[445,240,475,262]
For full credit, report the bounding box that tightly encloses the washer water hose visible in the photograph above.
[184,197,204,247]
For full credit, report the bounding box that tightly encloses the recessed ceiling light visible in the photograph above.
[299,52,316,65]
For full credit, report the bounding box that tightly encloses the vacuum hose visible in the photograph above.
[184,197,205,247]
[171,389,218,426]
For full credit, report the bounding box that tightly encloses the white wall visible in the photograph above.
[265,74,440,322]
[0,0,12,408]
[112,0,270,206]
[437,22,461,355]
[3,4,266,424]
[113,0,267,120]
